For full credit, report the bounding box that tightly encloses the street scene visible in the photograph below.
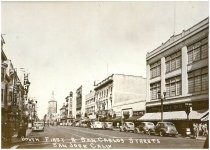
[2,125,207,149]
[1,1,209,149]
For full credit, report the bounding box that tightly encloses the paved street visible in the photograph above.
[7,126,206,149]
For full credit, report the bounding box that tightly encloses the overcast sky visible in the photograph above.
[2,1,209,119]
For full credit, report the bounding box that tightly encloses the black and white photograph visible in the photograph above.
[1,1,209,149]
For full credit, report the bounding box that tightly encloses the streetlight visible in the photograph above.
[158,91,166,122]
[185,102,192,120]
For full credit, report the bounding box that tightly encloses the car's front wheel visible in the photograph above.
[159,131,164,137]
[134,128,140,134]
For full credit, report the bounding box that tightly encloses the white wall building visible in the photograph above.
[94,74,146,120]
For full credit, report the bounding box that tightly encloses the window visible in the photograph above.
[150,61,161,78]
[188,67,208,93]
[201,44,208,59]
[150,82,161,100]
[1,89,4,103]
[1,68,5,81]
[187,37,208,64]
[165,51,181,73]
[165,76,182,97]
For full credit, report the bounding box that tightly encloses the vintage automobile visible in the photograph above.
[120,122,135,132]
[134,122,155,135]
[91,121,105,129]
[155,122,178,137]
[32,122,44,132]
[104,122,113,130]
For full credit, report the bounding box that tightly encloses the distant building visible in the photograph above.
[94,74,146,122]
[59,103,67,125]
[85,90,96,119]
[76,86,82,119]
[142,17,209,134]
[66,91,74,123]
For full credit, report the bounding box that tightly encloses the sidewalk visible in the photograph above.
[11,128,32,144]
[112,128,207,141]
[2,128,32,149]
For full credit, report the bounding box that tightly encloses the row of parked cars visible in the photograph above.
[120,121,178,137]
[90,121,113,130]
[61,120,178,137]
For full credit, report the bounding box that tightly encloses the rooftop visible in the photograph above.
[147,17,209,60]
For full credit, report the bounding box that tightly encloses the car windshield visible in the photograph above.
[166,122,175,126]
[148,123,154,126]
[34,122,43,126]
[127,123,134,125]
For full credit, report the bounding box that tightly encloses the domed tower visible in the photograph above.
[47,91,57,124]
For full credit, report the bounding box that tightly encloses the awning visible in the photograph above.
[201,114,209,121]
[138,110,209,121]
[189,110,208,120]
[125,116,141,121]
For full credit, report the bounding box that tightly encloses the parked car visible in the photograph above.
[67,122,72,126]
[120,122,135,132]
[32,122,44,132]
[155,122,178,137]
[75,122,80,127]
[81,122,88,128]
[135,122,155,135]
[91,121,105,129]
[104,122,113,130]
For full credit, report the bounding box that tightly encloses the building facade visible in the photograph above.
[1,35,31,138]
[143,17,209,132]
[85,90,96,119]
[94,74,146,121]
[66,91,74,123]
[59,103,67,125]
[76,86,82,119]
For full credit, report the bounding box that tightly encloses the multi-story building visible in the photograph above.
[1,35,31,137]
[85,90,96,119]
[75,86,83,119]
[59,103,67,125]
[142,17,209,133]
[66,91,74,123]
[94,74,146,122]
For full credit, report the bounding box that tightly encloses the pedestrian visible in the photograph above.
[117,122,119,128]
[201,123,205,136]
[193,123,198,139]
[202,123,208,136]
[198,123,202,136]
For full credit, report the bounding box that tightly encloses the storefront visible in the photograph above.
[138,109,208,135]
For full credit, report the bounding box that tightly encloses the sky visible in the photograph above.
[1,1,209,119]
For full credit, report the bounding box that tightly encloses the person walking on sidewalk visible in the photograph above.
[193,123,199,139]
